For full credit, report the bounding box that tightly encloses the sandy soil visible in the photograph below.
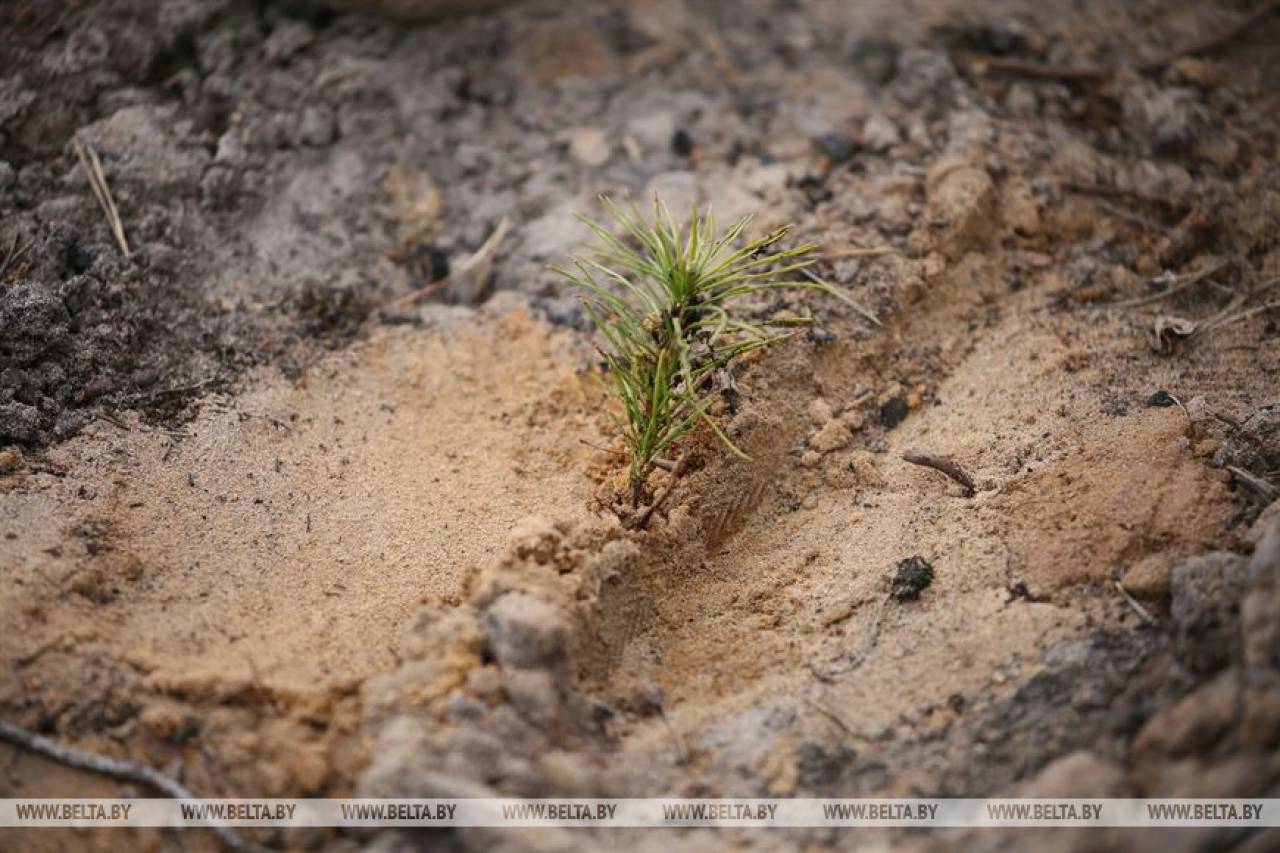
[2,1,1280,852]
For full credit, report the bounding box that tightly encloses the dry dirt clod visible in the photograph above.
[925,158,997,258]
[0,446,23,475]
[484,592,570,670]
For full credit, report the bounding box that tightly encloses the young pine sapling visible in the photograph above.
[554,196,855,508]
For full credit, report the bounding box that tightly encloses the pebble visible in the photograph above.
[891,556,934,601]
[861,113,900,152]
[1004,83,1038,118]
[297,105,337,147]
[568,126,610,167]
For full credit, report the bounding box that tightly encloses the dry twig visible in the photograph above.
[902,449,976,496]
[0,721,267,853]
[1100,259,1232,310]
[823,245,898,261]
[379,216,511,313]
[1227,466,1280,501]
[630,453,690,530]
[1064,181,1186,212]
[1197,300,1280,337]
[1114,580,1157,626]
[805,696,857,736]
[974,1,1280,81]
[0,233,33,280]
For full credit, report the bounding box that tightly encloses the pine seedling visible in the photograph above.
[554,195,856,508]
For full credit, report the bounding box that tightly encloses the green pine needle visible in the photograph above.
[552,195,848,506]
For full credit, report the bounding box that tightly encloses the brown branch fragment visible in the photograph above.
[630,453,689,531]
[379,216,510,313]
[975,1,1279,81]
[1100,259,1231,310]
[902,449,976,497]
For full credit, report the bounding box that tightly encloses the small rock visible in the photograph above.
[1123,554,1174,600]
[214,129,248,166]
[1043,640,1093,669]
[891,48,959,108]
[484,592,569,670]
[569,126,610,167]
[1004,83,1037,118]
[879,396,908,429]
[297,105,336,147]
[1000,180,1039,237]
[891,555,934,601]
[861,113,900,152]
[466,665,503,701]
[812,133,857,164]
[446,691,487,721]
[1122,84,1210,155]
[1121,160,1193,202]
[1053,138,1105,184]
[850,38,899,86]
[875,195,912,234]
[522,201,593,264]
[670,128,693,158]
[945,109,995,158]
[807,397,834,425]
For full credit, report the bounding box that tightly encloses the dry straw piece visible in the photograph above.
[73,136,131,259]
